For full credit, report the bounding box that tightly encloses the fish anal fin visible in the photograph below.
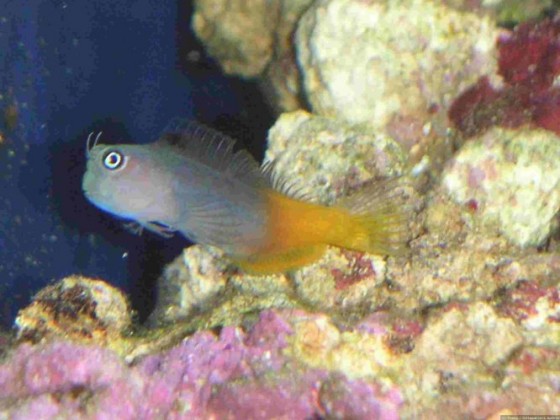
[232,244,328,275]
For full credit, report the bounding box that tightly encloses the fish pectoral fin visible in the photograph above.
[123,221,175,238]
[142,221,176,238]
[123,221,144,236]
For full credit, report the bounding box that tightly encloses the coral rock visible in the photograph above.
[450,14,560,137]
[296,0,499,131]
[497,280,560,347]
[442,127,560,247]
[266,110,407,203]
[15,275,131,346]
[149,246,228,325]
[192,0,275,77]
[0,310,403,419]
[192,0,313,111]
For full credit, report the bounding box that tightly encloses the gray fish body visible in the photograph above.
[82,125,270,256]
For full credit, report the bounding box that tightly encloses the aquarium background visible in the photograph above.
[0,0,273,328]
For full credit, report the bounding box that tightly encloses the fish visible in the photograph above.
[82,122,408,274]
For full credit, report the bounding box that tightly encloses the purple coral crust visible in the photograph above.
[449,15,560,137]
[0,310,402,419]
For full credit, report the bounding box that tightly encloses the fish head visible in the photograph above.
[82,143,171,221]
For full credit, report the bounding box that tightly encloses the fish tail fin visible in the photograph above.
[232,179,409,274]
[332,179,410,256]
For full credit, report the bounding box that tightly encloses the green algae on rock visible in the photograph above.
[491,0,554,25]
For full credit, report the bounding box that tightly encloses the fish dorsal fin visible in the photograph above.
[157,120,269,188]
[260,159,316,202]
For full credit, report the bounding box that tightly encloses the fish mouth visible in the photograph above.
[81,173,99,202]
[82,188,94,202]
[81,182,98,203]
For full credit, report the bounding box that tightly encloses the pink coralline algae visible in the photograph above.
[497,279,560,323]
[331,250,377,290]
[449,15,560,137]
[0,310,402,419]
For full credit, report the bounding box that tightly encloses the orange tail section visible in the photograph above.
[331,179,409,256]
[234,180,409,274]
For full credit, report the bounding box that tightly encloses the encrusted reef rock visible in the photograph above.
[193,0,505,176]
[14,276,131,348]
[412,302,523,393]
[194,0,500,133]
[265,111,407,202]
[2,305,559,417]
[192,0,275,77]
[295,0,499,132]
[192,0,314,110]
[148,246,228,324]
[442,127,560,247]
[409,303,559,416]
[0,310,404,419]
[450,13,560,138]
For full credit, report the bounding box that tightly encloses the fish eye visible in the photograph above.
[102,150,126,170]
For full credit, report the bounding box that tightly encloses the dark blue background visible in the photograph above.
[0,0,273,328]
